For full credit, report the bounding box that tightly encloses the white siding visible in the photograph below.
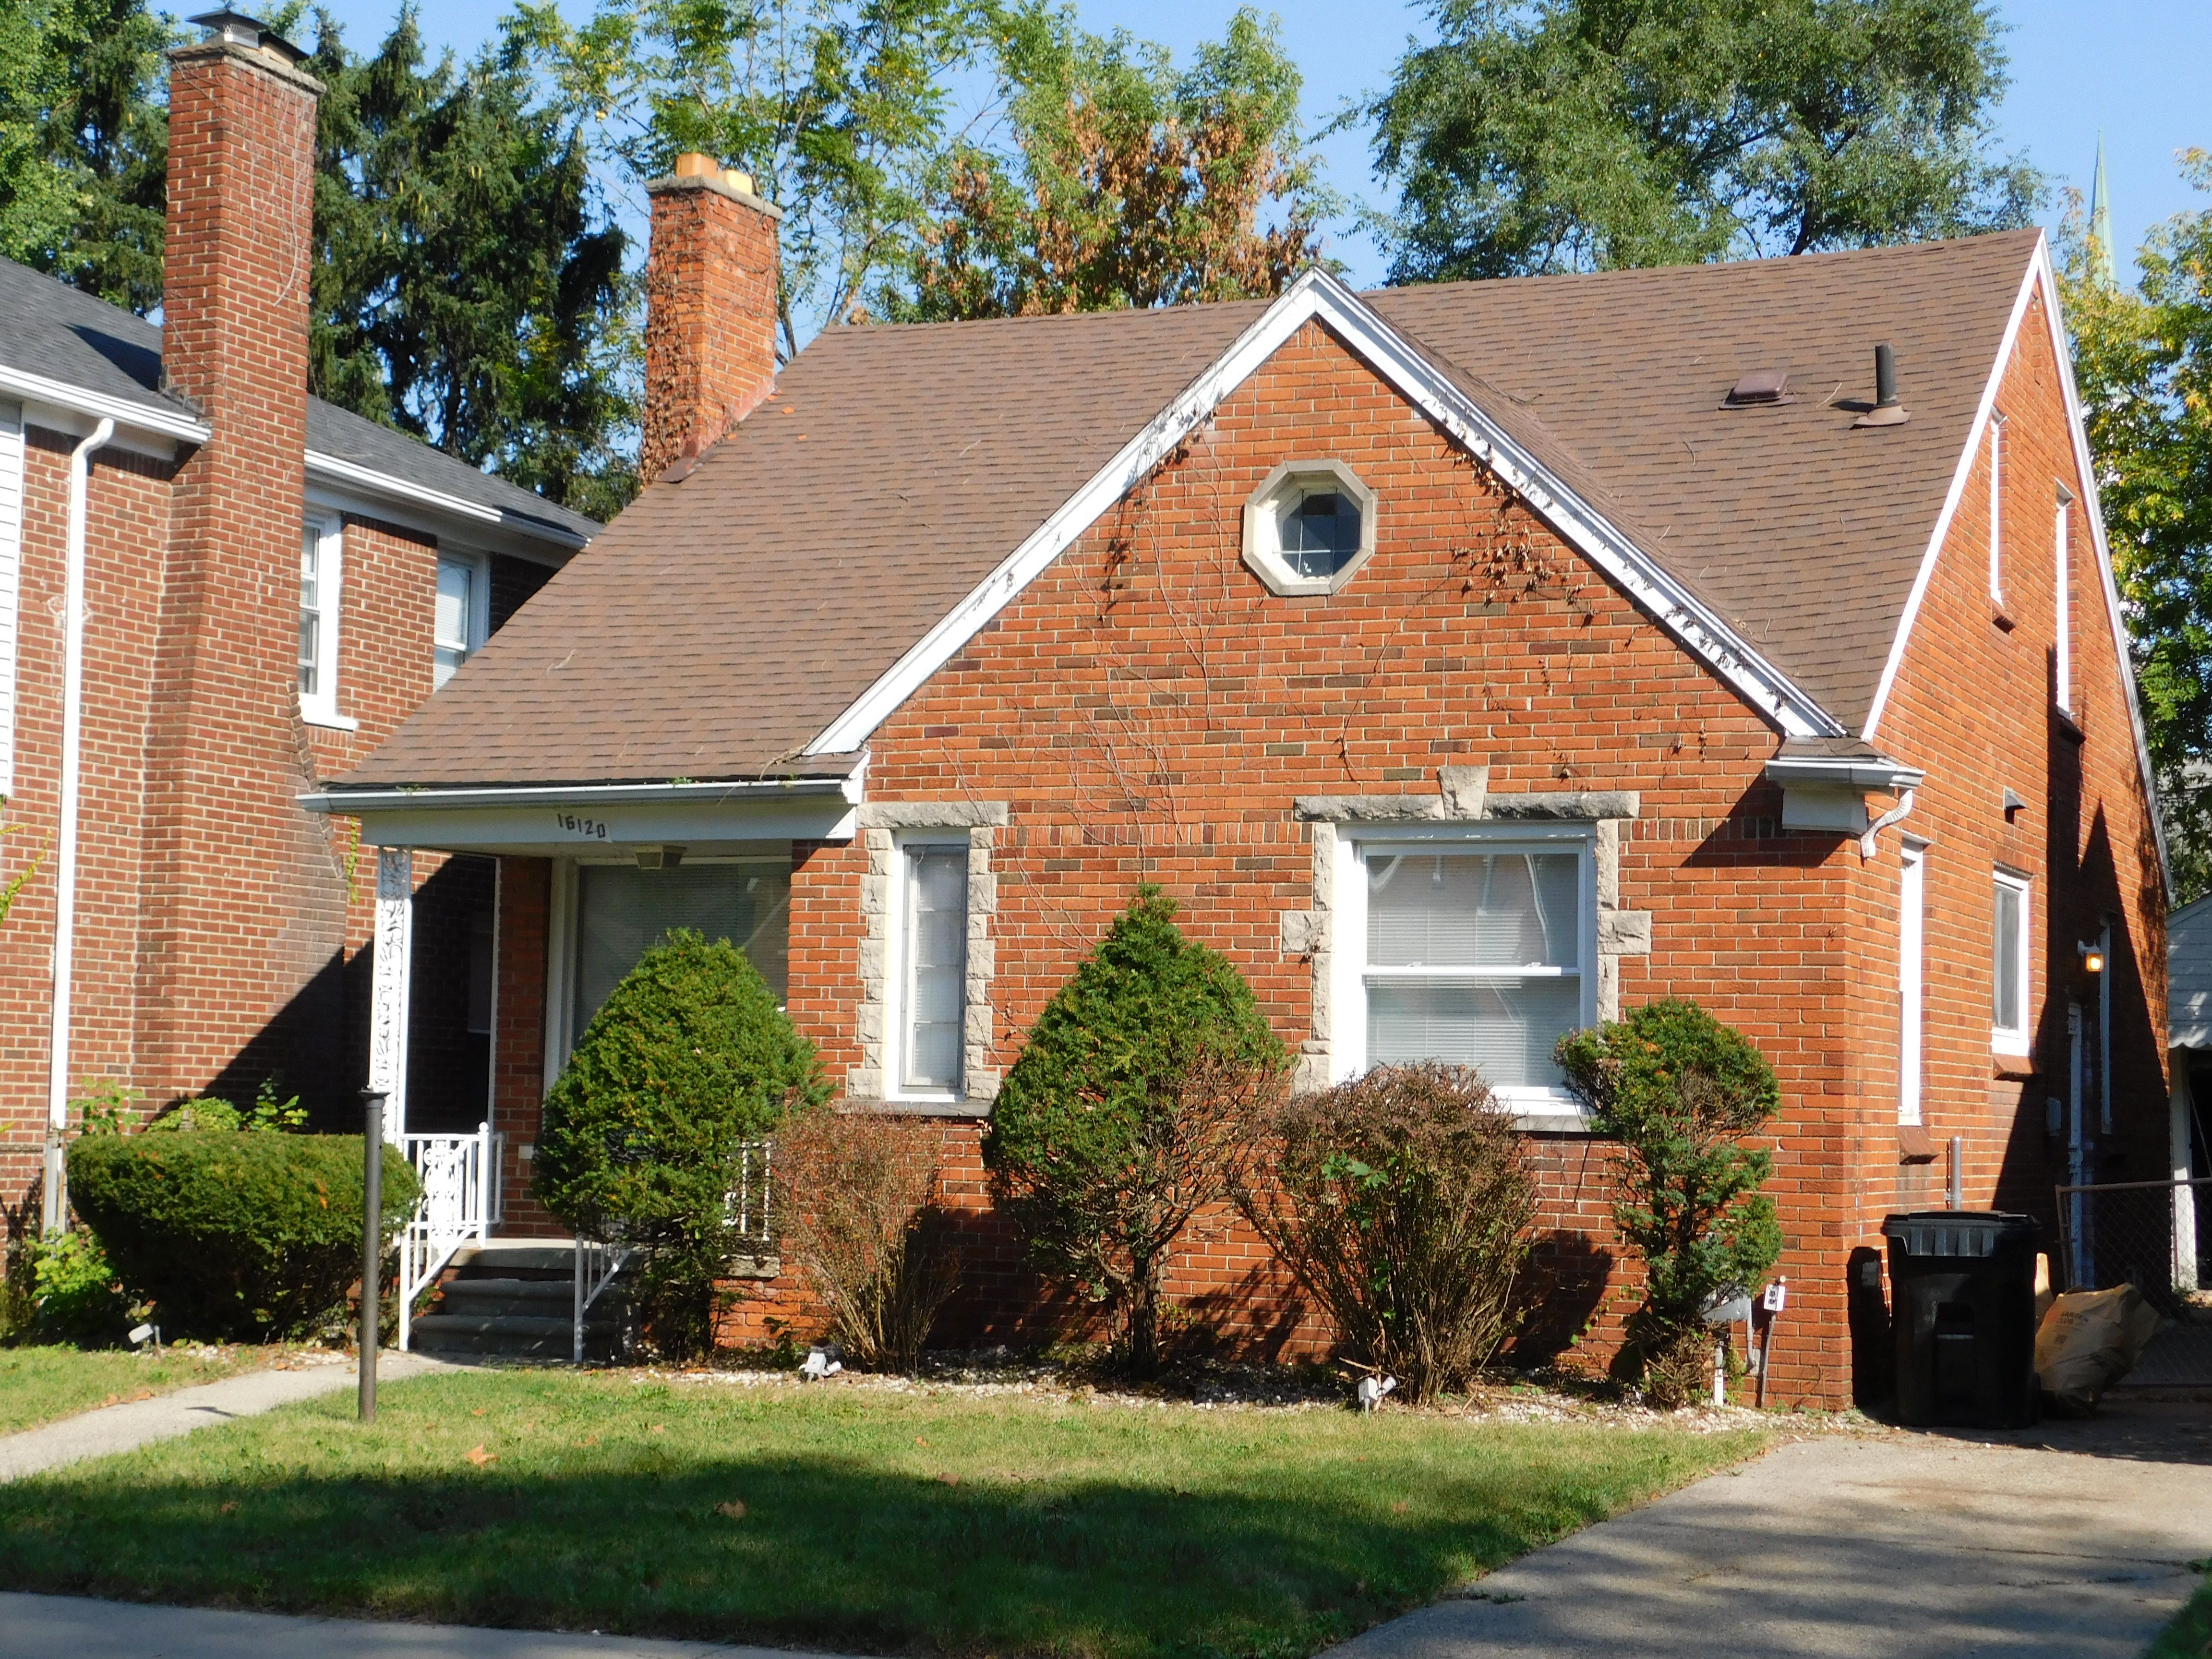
[0,400,24,799]
[2170,894,2212,1051]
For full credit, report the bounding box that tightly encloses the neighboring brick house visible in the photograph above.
[324,150,2168,1404]
[0,12,593,1233]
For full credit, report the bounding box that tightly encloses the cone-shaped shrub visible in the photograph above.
[535,928,827,1355]
[1556,997,1783,1406]
[984,887,1287,1373]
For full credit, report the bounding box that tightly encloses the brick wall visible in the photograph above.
[1865,288,2168,1250]
[0,440,172,1226]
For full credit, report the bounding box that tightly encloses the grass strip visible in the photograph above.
[0,1367,1767,1659]
[2143,1561,2212,1659]
[0,1344,278,1435]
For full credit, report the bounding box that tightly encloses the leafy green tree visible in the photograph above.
[1555,998,1782,1407]
[307,10,640,521]
[516,0,995,358]
[1372,0,2042,282]
[890,5,1324,321]
[2060,156,2212,901]
[0,0,171,313]
[535,930,828,1357]
[984,887,1287,1375]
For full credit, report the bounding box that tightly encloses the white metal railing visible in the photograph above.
[570,1140,772,1364]
[398,1123,495,1351]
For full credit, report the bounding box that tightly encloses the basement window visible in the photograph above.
[1242,460,1377,596]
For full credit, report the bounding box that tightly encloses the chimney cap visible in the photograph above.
[186,9,308,64]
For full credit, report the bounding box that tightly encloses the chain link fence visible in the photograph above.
[2053,1177,2212,1389]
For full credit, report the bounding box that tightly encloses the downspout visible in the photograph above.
[41,416,113,1235]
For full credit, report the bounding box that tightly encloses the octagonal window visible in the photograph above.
[1242,460,1377,596]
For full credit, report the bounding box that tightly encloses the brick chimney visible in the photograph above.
[141,11,342,1105]
[640,154,782,483]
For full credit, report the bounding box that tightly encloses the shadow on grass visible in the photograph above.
[0,1410,1756,1659]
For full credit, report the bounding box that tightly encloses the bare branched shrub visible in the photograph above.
[770,1105,962,1373]
[1238,1064,1537,1402]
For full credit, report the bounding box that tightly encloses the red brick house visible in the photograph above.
[324,151,2168,1402]
[0,12,593,1233]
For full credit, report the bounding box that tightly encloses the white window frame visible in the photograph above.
[1987,413,2006,604]
[2055,486,2073,712]
[1329,821,1597,1112]
[1899,839,1925,1127]
[435,550,490,689]
[883,832,970,1104]
[299,513,354,729]
[1992,867,2032,1056]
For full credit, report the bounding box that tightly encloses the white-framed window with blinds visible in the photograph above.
[884,837,969,1100]
[1330,824,1596,1107]
[1986,412,2006,603]
[1992,868,2032,1055]
[435,552,489,689]
[299,514,350,728]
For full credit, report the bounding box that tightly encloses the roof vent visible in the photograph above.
[1723,369,1793,409]
[1852,342,1909,427]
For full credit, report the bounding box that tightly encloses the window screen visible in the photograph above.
[1281,488,1362,579]
[299,524,323,697]
[902,846,968,1091]
[1363,847,1583,1088]
[574,862,790,1036]
[1993,874,2028,1041]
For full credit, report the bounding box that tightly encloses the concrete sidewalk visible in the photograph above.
[0,1352,452,1483]
[0,1595,834,1659]
[1334,1399,2212,1659]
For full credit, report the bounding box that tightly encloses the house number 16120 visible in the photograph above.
[555,814,609,839]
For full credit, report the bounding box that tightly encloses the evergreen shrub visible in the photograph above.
[1556,998,1784,1407]
[534,929,828,1357]
[65,1131,417,1340]
[1238,1063,1536,1402]
[984,887,1287,1374]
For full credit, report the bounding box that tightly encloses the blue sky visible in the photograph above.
[340,0,2208,289]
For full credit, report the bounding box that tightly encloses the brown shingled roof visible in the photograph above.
[341,231,2039,790]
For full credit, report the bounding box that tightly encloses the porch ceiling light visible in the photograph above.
[635,844,686,870]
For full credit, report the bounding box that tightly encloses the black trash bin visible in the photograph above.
[1882,1211,2040,1429]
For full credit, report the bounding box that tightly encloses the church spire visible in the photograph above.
[2089,134,2119,289]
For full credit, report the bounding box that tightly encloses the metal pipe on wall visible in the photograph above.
[41,416,113,1234]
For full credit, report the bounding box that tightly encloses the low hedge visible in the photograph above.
[66,1131,418,1340]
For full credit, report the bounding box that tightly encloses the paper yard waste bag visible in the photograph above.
[2034,1286,2162,1416]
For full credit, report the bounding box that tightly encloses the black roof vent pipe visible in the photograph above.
[1853,342,1909,427]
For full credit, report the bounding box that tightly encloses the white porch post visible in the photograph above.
[369,846,412,1143]
[2174,1054,2200,1294]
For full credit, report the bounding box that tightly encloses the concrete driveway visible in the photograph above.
[1334,1398,2212,1659]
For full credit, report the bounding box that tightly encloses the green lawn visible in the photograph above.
[2145,1562,2212,1659]
[0,1344,276,1435]
[0,1368,1767,1659]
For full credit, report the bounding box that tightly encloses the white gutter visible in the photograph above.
[299,775,858,815]
[305,452,591,548]
[0,366,208,446]
[43,416,111,1234]
[1764,755,1925,793]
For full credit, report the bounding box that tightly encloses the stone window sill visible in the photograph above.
[303,708,359,732]
[839,1096,990,1120]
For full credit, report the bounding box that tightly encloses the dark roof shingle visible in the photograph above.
[344,232,2041,789]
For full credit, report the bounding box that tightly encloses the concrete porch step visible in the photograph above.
[432,1278,575,1320]
[409,1311,622,1359]
[449,1242,578,1276]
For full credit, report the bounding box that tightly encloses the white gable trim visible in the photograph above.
[1860,236,2169,894]
[803,268,1842,757]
